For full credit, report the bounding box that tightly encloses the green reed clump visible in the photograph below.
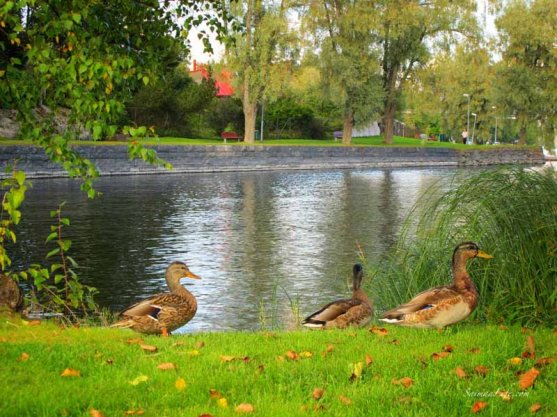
[374,166,557,327]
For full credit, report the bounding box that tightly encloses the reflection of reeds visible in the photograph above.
[258,283,302,330]
[373,167,557,327]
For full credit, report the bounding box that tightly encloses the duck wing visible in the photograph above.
[303,298,362,325]
[120,293,185,318]
[381,286,459,319]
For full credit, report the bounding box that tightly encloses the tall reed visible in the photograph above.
[374,166,557,327]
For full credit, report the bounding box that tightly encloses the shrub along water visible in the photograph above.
[373,167,557,327]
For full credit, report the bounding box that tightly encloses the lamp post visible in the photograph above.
[471,112,477,143]
[494,115,516,144]
[463,93,470,143]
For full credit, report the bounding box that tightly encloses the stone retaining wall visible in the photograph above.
[0,144,544,178]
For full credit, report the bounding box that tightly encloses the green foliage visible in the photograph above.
[127,67,217,137]
[494,0,557,146]
[0,167,28,271]
[374,167,557,327]
[17,203,98,320]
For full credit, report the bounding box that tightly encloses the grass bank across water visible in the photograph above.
[1,315,554,416]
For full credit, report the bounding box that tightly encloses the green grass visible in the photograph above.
[372,167,557,328]
[0,135,527,150]
[0,314,554,416]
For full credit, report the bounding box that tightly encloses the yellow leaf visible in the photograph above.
[124,410,144,415]
[497,390,512,402]
[187,349,200,356]
[300,351,313,358]
[220,355,236,362]
[508,357,522,365]
[349,362,364,381]
[129,375,149,386]
[157,362,176,371]
[60,368,80,377]
[235,403,255,413]
[175,377,186,391]
[217,398,228,408]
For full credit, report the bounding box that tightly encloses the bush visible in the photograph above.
[371,167,557,327]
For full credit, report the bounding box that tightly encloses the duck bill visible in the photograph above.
[476,251,493,259]
[185,271,201,280]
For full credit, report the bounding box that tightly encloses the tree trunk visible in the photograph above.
[342,110,353,145]
[383,100,396,145]
[243,84,257,144]
[518,124,527,145]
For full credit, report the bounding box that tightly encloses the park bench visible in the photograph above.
[333,131,343,141]
[220,131,243,143]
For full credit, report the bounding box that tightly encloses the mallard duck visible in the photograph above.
[111,261,200,336]
[302,264,373,329]
[380,242,493,328]
[0,274,23,311]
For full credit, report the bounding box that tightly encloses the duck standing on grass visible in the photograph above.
[380,242,493,329]
[111,261,200,336]
[302,264,373,329]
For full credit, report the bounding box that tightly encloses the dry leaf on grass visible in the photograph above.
[235,403,255,413]
[519,368,540,390]
[474,365,489,376]
[286,351,299,361]
[442,345,454,353]
[300,351,313,358]
[140,344,157,353]
[199,414,213,417]
[209,389,222,399]
[195,340,206,348]
[126,338,144,345]
[392,377,414,388]
[530,403,542,413]
[338,395,352,405]
[217,398,229,408]
[124,410,144,415]
[60,368,80,377]
[129,375,149,386]
[471,401,488,413]
[349,362,364,381]
[157,362,176,371]
[454,367,468,379]
[220,355,250,363]
[467,347,480,354]
[370,326,388,336]
[508,357,522,365]
[312,388,324,400]
[175,377,186,391]
[365,354,373,366]
[497,391,511,402]
[535,357,555,367]
[431,351,450,360]
[187,350,201,356]
[89,409,104,417]
[17,352,30,362]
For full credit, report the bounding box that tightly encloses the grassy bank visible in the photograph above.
[0,135,524,149]
[1,314,554,416]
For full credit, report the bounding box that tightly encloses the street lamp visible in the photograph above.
[471,112,477,143]
[493,115,516,144]
[463,93,470,143]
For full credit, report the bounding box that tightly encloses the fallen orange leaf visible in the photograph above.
[89,409,104,417]
[286,350,299,361]
[60,368,80,377]
[195,340,206,348]
[338,395,352,405]
[235,403,255,413]
[17,352,30,362]
[370,326,388,336]
[442,345,454,353]
[140,344,157,353]
[474,365,489,376]
[220,355,236,362]
[508,357,522,365]
[312,388,324,400]
[209,389,222,399]
[199,414,213,417]
[454,367,468,379]
[519,367,540,390]
[365,354,373,366]
[26,320,41,326]
[535,357,555,367]
[431,351,450,360]
[530,403,542,413]
[471,401,488,413]
[392,377,414,388]
[526,335,535,356]
[499,325,508,330]
[175,377,186,391]
[157,362,177,371]
[126,338,144,345]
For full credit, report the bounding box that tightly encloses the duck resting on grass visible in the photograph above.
[111,261,200,336]
[380,242,493,329]
[302,264,373,329]
[0,274,23,312]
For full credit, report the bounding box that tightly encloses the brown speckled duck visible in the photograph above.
[302,264,373,329]
[111,261,200,336]
[0,274,23,311]
[380,242,492,328]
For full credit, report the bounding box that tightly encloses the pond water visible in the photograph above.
[12,167,472,332]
